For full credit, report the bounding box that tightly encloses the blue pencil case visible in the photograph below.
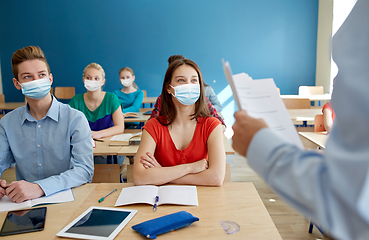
[132,211,199,239]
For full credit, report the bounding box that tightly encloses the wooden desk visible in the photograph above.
[142,97,157,104]
[124,112,150,123]
[142,97,158,108]
[93,138,122,156]
[288,108,322,126]
[0,102,25,110]
[299,132,328,149]
[0,183,281,239]
[281,94,331,101]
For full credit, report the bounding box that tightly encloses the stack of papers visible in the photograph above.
[223,60,303,148]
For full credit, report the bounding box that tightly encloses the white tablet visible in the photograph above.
[56,206,137,240]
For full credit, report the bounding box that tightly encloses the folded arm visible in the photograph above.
[133,130,210,185]
[169,124,226,186]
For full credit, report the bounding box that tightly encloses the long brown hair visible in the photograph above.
[158,59,210,126]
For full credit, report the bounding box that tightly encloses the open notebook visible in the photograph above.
[115,185,198,207]
[0,189,74,212]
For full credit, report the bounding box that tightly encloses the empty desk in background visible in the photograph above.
[288,109,322,126]
[0,102,25,114]
[299,132,328,149]
[281,94,331,107]
[281,94,331,101]
[0,182,281,239]
[142,96,158,108]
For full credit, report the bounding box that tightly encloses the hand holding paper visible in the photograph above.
[223,60,303,149]
[232,110,268,156]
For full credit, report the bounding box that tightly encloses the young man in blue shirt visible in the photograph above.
[0,46,94,203]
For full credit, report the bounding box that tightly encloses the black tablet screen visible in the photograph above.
[0,207,47,236]
[65,209,131,237]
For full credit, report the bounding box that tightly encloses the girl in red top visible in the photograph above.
[133,59,226,186]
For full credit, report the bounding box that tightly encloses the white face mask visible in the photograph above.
[121,78,133,87]
[84,79,102,92]
[170,84,200,105]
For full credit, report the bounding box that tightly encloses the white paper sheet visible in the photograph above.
[0,189,74,212]
[223,60,303,148]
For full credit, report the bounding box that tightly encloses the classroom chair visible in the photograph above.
[282,98,311,109]
[126,163,232,183]
[314,114,326,132]
[54,86,75,102]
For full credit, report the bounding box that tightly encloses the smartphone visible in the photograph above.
[0,207,47,236]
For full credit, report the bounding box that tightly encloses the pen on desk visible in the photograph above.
[93,138,104,142]
[153,196,159,212]
[98,189,117,203]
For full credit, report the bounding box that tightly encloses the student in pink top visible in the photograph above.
[322,102,335,132]
[133,58,226,186]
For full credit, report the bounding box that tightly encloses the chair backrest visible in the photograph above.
[0,94,4,103]
[282,98,311,109]
[314,114,326,132]
[126,163,231,183]
[54,87,75,100]
[299,86,324,96]
[142,90,147,98]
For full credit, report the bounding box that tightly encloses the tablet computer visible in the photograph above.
[0,207,47,236]
[56,206,137,240]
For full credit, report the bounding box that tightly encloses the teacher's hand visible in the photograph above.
[232,110,268,157]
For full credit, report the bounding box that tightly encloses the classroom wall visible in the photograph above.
[315,0,333,93]
[0,0,318,127]
[0,57,2,95]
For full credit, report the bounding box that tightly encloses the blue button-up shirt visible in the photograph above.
[246,1,369,239]
[0,96,94,196]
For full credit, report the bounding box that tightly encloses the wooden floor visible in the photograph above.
[228,154,325,240]
[2,155,326,239]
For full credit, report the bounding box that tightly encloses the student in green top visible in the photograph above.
[69,63,124,139]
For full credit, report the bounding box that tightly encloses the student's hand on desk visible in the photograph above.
[140,152,162,168]
[5,181,44,203]
[232,110,268,157]
[91,131,102,140]
[0,179,7,199]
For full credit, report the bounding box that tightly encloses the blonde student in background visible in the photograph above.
[0,46,93,203]
[113,67,144,129]
[133,58,225,186]
[69,63,124,140]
